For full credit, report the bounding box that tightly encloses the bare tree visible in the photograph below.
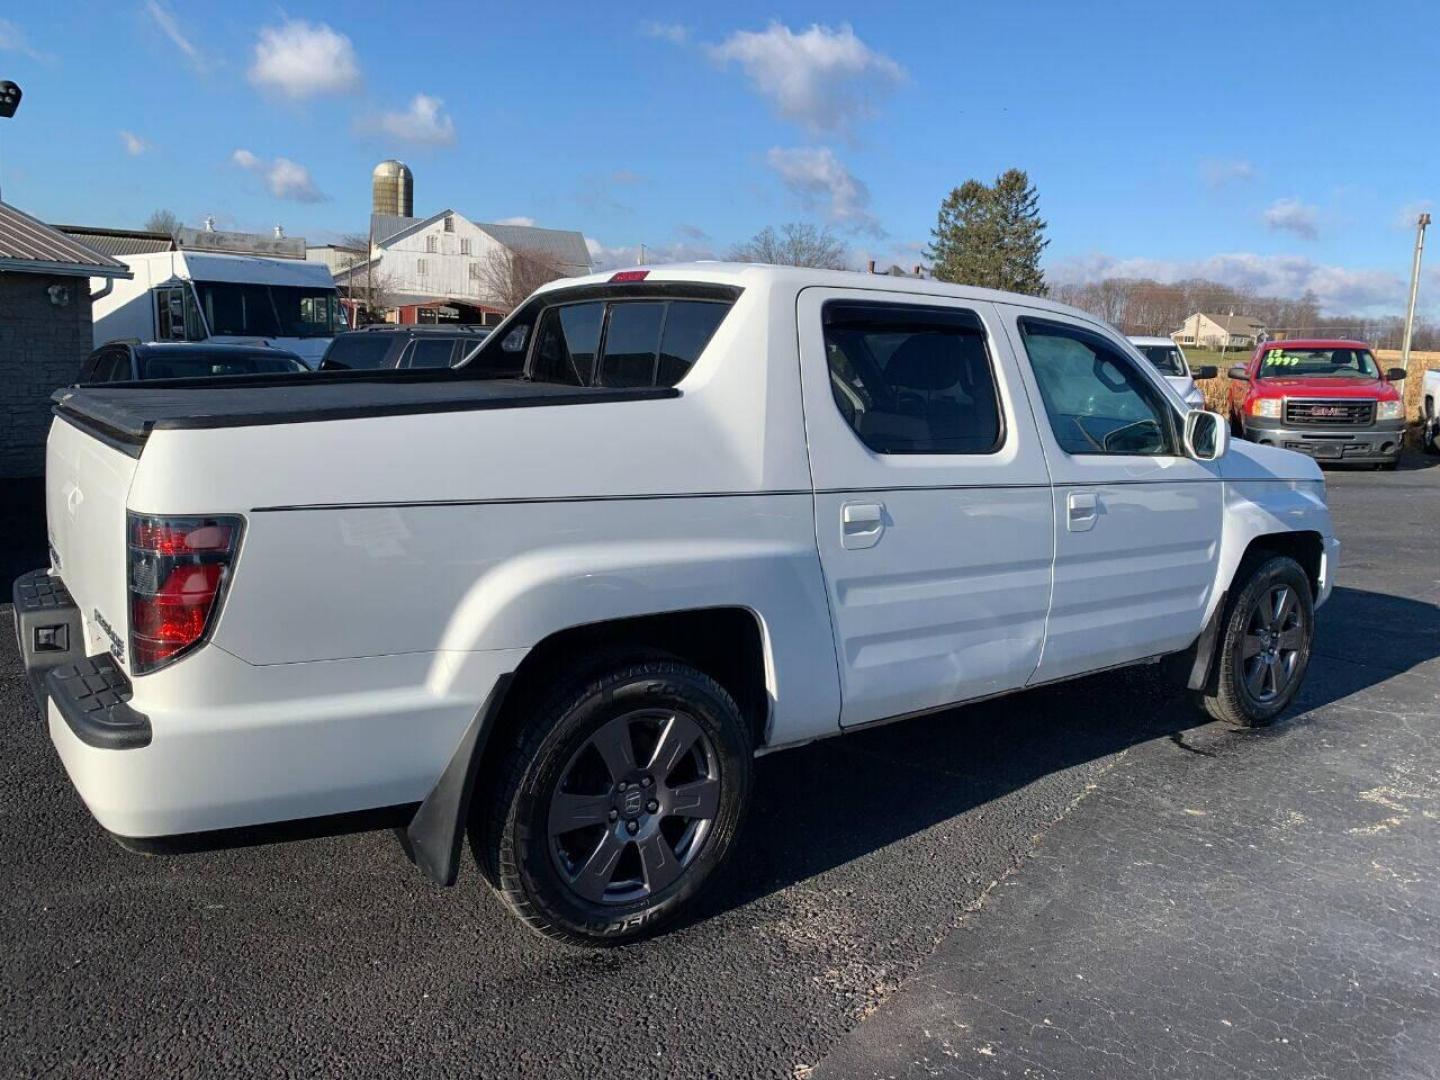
[728,222,846,270]
[475,246,567,311]
[144,209,182,237]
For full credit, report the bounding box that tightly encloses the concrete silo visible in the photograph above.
[371,160,414,218]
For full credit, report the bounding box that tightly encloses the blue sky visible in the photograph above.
[1,1,1436,314]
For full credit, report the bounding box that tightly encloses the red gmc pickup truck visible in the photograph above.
[1227,339,1407,469]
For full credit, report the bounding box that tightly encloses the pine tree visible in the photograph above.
[926,170,1048,296]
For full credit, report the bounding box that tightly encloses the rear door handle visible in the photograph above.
[841,502,885,549]
[1067,491,1098,532]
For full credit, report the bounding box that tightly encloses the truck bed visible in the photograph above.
[51,373,679,455]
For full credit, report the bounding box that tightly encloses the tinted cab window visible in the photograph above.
[527,299,730,388]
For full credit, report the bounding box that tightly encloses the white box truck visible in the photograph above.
[92,250,348,368]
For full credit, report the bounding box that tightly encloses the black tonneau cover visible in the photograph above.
[52,373,678,455]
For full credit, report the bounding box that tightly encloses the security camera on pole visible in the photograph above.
[0,80,22,202]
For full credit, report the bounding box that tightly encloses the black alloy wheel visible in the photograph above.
[1201,554,1314,728]
[480,659,752,945]
[547,707,721,905]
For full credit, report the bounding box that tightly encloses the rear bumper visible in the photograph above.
[1241,417,1404,463]
[17,568,522,843]
[14,569,151,750]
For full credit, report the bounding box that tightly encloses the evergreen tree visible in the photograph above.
[927,169,1048,296]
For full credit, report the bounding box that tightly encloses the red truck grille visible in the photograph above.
[1284,399,1374,426]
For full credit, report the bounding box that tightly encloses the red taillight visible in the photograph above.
[609,269,649,283]
[128,514,243,674]
[131,520,235,556]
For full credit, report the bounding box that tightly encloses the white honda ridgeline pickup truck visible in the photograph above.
[15,264,1338,944]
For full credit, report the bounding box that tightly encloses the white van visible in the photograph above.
[92,250,348,368]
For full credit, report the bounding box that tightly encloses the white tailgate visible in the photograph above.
[45,417,139,671]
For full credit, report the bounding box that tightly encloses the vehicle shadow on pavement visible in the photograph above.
[685,583,1440,927]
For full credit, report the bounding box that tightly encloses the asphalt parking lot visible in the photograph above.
[2,459,1437,1079]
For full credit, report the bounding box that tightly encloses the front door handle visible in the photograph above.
[1067,491,1098,532]
[841,502,885,549]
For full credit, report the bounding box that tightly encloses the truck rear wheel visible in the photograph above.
[478,660,752,945]
[1200,555,1313,728]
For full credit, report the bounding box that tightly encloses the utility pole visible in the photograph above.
[1401,212,1430,380]
[366,216,375,324]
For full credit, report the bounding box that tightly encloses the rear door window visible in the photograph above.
[405,339,458,368]
[822,302,1003,454]
[322,334,397,370]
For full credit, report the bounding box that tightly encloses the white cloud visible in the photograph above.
[249,20,360,99]
[0,18,53,62]
[1201,158,1255,188]
[1262,198,1319,240]
[143,1,205,71]
[1049,251,1406,315]
[231,148,327,202]
[495,216,537,227]
[584,235,717,271]
[707,22,904,136]
[370,93,455,145]
[119,131,149,156]
[641,21,689,44]
[766,146,883,236]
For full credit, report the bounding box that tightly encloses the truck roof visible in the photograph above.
[538,262,1109,325]
[1258,338,1372,351]
[119,249,335,288]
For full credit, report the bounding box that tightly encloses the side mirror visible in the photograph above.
[1191,365,1219,380]
[1184,409,1227,462]
[1227,364,1249,381]
[1385,367,1407,381]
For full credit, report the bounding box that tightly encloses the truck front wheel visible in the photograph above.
[478,660,753,945]
[1200,555,1314,728]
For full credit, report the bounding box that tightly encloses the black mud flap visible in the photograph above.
[397,673,513,886]
[1161,590,1228,693]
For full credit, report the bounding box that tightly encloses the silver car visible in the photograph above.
[1128,335,1217,409]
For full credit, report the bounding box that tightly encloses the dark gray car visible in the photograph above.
[80,342,309,383]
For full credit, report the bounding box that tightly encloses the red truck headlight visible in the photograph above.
[1250,398,1282,418]
[127,513,243,675]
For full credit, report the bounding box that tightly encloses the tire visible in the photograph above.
[1424,399,1440,456]
[1201,555,1314,728]
[1229,411,1245,439]
[478,660,752,945]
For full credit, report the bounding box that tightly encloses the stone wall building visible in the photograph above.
[0,201,130,478]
